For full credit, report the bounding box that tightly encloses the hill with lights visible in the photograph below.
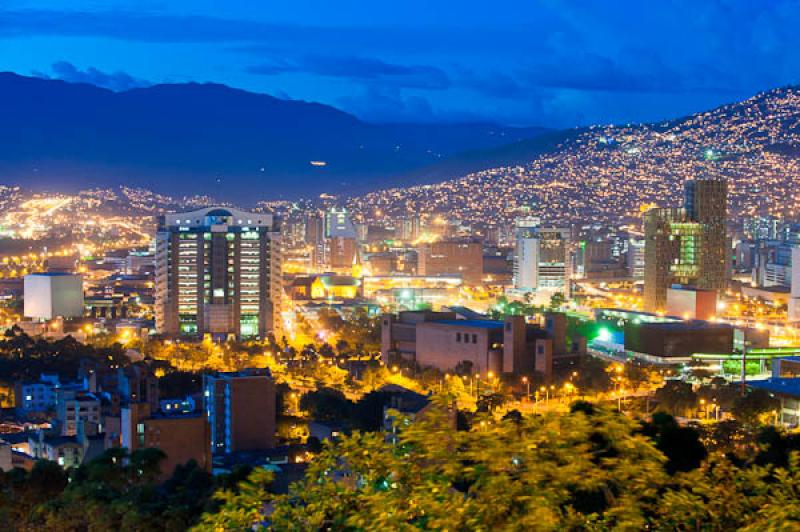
[349,86,800,225]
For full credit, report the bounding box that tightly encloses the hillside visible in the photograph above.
[349,87,800,225]
[0,72,546,201]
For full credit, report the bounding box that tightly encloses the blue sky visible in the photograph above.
[0,0,798,126]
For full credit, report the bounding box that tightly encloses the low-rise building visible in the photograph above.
[121,402,211,480]
[624,321,734,364]
[381,311,573,378]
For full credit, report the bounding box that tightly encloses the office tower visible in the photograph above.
[537,228,571,289]
[513,224,570,291]
[395,215,421,242]
[790,247,800,322]
[325,207,356,238]
[329,236,358,270]
[512,217,540,290]
[204,369,276,455]
[643,208,700,312]
[155,207,281,338]
[305,213,326,270]
[684,178,728,292]
[644,178,727,312]
[417,240,483,285]
[626,237,646,280]
[514,237,539,290]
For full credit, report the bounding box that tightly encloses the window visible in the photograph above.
[456,333,461,342]
[472,334,477,344]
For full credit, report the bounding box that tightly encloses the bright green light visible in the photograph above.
[597,327,612,342]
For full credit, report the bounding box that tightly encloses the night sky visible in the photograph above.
[1,1,798,127]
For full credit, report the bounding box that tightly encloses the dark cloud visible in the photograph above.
[3,2,800,125]
[247,56,450,90]
[35,61,150,91]
[0,8,547,54]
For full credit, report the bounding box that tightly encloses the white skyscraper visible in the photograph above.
[789,246,800,321]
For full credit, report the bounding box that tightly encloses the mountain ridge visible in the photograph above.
[0,72,547,201]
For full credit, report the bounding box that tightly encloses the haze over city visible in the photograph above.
[1,2,800,530]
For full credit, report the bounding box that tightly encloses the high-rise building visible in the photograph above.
[789,247,800,322]
[644,208,701,312]
[513,224,570,292]
[514,237,539,290]
[627,237,645,280]
[203,369,276,455]
[155,207,281,338]
[684,178,728,292]
[325,207,356,239]
[537,228,571,290]
[329,236,358,270]
[644,179,727,312]
[305,213,326,270]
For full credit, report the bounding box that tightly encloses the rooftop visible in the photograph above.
[432,319,504,330]
[748,378,800,398]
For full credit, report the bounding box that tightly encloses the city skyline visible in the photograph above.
[3,3,800,529]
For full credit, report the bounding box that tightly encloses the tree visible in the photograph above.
[654,380,697,417]
[360,365,390,392]
[641,412,707,474]
[574,356,612,392]
[195,397,800,530]
[299,387,352,421]
[549,292,566,310]
[732,388,780,426]
[193,468,273,531]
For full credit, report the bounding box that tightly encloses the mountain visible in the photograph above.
[350,86,800,225]
[0,72,547,201]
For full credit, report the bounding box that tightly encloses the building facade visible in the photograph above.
[203,369,277,455]
[513,226,570,292]
[417,240,483,285]
[644,178,728,312]
[155,207,281,338]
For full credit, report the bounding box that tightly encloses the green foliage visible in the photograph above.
[0,327,128,382]
[300,387,352,421]
[193,468,273,531]
[732,388,780,426]
[197,398,800,530]
[654,380,698,417]
[0,449,223,531]
[641,412,707,474]
[549,292,566,310]
[574,355,612,392]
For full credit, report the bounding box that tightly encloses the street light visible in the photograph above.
[522,376,530,401]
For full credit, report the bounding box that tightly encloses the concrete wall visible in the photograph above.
[415,323,495,373]
[24,273,83,320]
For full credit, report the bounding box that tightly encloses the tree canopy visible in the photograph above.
[198,396,800,530]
